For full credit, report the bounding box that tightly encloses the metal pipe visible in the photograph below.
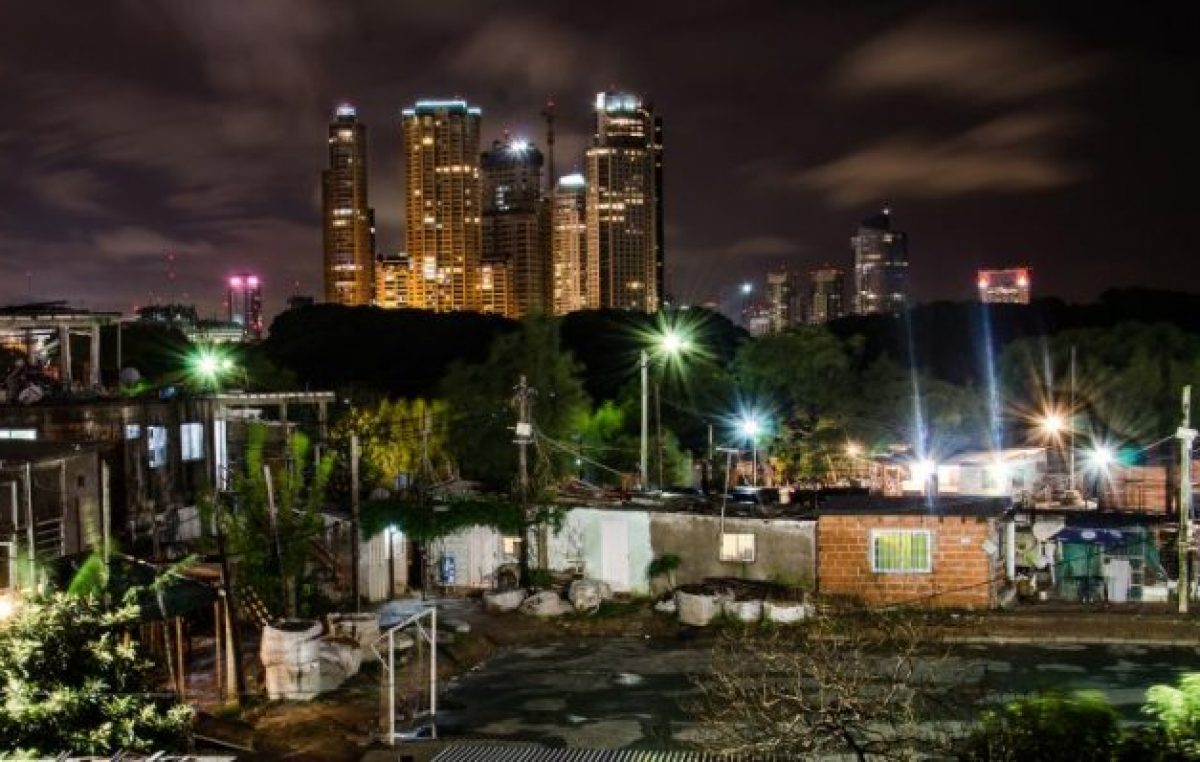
[387,628,395,745]
[430,606,438,736]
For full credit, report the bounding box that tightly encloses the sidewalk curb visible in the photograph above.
[938,635,1200,647]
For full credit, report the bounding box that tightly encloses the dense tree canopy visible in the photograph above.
[440,315,590,488]
[247,290,1200,485]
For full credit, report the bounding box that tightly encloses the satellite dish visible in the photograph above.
[119,367,141,387]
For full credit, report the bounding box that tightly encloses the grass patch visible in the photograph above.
[592,597,649,618]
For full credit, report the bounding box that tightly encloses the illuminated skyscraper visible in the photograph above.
[374,252,414,309]
[402,99,483,312]
[977,267,1031,304]
[550,173,595,314]
[765,268,800,333]
[807,265,846,324]
[322,104,375,305]
[586,91,662,312]
[481,138,546,317]
[227,273,263,340]
[851,206,908,316]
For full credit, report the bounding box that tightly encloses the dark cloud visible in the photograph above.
[836,15,1100,102]
[449,15,610,93]
[27,169,108,215]
[797,112,1083,206]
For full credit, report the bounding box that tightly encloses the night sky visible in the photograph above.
[1,2,1196,320]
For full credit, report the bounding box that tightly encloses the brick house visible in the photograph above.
[816,496,1012,609]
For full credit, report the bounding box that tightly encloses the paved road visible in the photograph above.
[436,637,1200,749]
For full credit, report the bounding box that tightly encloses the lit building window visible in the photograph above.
[720,533,756,563]
[870,529,932,573]
[180,422,205,462]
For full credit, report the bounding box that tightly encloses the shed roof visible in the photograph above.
[816,494,1011,518]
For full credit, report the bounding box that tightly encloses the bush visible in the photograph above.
[957,691,1119,761]
[0,593,193,756]
[1142,673,1200,759]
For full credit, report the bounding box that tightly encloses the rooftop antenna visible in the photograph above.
[164,251,178,304]
[541,97,556,192]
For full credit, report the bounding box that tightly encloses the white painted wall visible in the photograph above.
[544,508,654,594]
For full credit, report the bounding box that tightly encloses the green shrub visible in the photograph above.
[957,691,1119,761]
[0,593,193,756]
[527,568,554,590]
[1143,672,1200,758]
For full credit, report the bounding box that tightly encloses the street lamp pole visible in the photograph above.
[1069,345,1077,492]
[640,349,649,491]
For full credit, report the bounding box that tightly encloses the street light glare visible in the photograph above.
[740,282,753,295]
[660,330,686,355]
[1091,444,1115,469]
[845,442,863,458]
[196,352,220,379]
[1040,411,1066,436]
[740,417,761,438]
[911,458,937,483]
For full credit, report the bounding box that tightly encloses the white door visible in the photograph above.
[600,518,630,592]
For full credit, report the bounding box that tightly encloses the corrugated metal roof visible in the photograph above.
[431,747,755,762]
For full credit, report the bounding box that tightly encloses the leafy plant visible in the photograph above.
[1144,673,1200,757]
[206,423,334,618]
[527,568,554,590]
[957,691,1119,761]
[0,593,193,757]
[646,553,682,591]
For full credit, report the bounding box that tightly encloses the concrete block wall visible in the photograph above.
[817,513,1000,609]
[649,513,816,593]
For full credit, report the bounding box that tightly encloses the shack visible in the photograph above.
[816,495,1012,609]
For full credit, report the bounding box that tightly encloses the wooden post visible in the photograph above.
[222,592,239,702]
[175,617,186,699]
[213,599,224,700]
[214,508,246,700]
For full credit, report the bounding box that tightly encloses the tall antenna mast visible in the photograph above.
[165,251,178,304]
[541,97,556,192]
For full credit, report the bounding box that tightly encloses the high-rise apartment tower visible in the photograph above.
[765,268,800,333]
[227,273,263,340]
[586,92,662,312]
[550,173,595,314]
[322,104,375,305]
[402,99,483,312]
[851,206,908,316]
[808,266,846,324]
[481,138,547,317]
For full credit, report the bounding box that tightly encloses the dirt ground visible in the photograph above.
[206,598,1200,760]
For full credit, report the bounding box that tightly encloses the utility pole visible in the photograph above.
[350,433,361,612]
[1178,385,1196,614]
[513,376,535,582]
[655,380,664,489]
[640,350,649,490]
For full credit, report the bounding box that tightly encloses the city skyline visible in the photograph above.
[0,3,1196,321]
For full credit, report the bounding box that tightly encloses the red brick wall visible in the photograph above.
[817,514,1000,609]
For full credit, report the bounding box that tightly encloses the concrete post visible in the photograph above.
[58,325,72,386]
[89,322,101,387]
